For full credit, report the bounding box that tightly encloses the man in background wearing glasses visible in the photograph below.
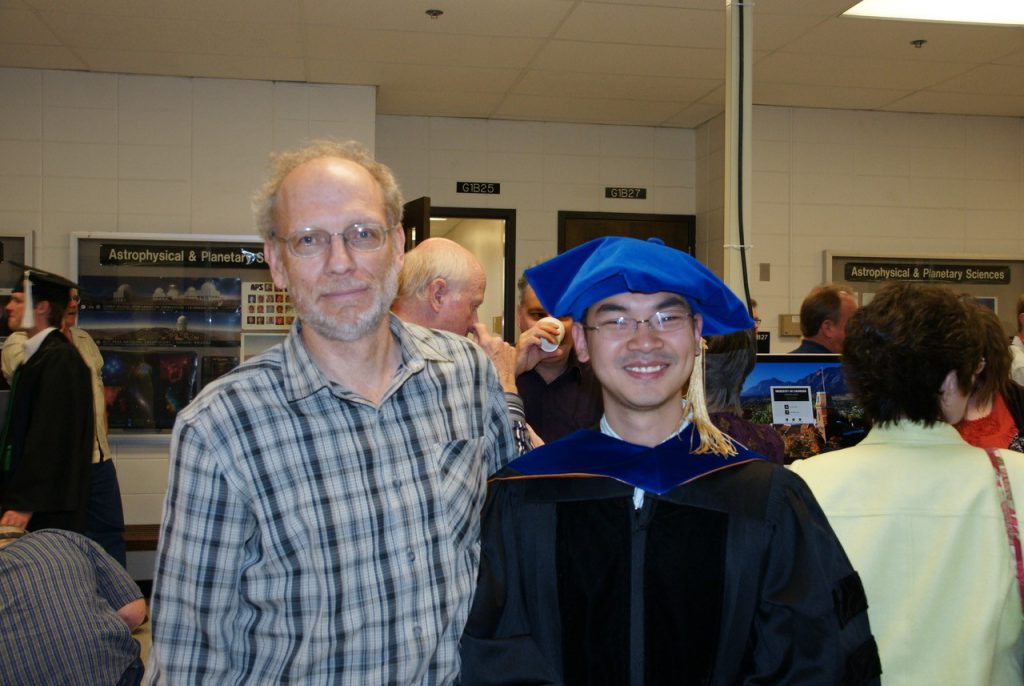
[148,140,518,684]
[460,237,880,685]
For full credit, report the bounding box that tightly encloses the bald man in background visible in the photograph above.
[391,237,487,337]
[392,237,541,447]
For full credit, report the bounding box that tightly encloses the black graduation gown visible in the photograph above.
[460,428,880,686]
[0,329,94,532]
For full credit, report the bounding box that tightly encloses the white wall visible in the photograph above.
[0,68,376,272]
[375,115,697,280]
[0,67,377,531]
[445,218,505,332]
[700,106,1024,352]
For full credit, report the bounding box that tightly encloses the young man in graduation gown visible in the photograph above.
[0,268,94,532]
[460,237,880,686]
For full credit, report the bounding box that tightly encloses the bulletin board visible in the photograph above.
[72,232,291,433]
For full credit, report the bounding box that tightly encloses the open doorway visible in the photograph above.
[402,199,517,342]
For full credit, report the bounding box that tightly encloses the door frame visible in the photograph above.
[557,210,695,255]
[432,206,517,342]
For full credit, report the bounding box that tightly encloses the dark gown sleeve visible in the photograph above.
[460,479,562,686]
[3,345,94,519]
[744,468,881,685]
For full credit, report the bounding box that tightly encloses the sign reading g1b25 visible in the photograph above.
[456,181,501,194]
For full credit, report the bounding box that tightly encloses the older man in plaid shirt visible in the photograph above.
[147,140,520,684]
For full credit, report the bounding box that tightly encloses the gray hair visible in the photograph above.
[252,139,404,241]
[397,238,478,301]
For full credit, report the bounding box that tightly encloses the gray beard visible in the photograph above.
[297,259,401,343]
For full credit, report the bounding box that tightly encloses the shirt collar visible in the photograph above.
[564,347,586,374]
[23,327,57,362]
[599,400,693,445]
[279,314,453,402]
[858,419,967,447]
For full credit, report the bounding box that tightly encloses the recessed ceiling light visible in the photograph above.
[844,0,1024,26]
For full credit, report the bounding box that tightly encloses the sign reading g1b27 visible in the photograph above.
[605,187,647,199]
[456,181,500,194]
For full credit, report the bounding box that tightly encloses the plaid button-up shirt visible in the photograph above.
[148,316,516,684]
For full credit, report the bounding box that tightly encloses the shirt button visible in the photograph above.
[406,547,415,562]
[413,625,423,637]
[392,479,401,488]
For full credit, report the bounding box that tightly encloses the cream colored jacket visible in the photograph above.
[791,421,1024,686]
[1011,335,1024,387]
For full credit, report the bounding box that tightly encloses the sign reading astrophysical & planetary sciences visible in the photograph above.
[100,244,267,269]
[844,262,1010,285]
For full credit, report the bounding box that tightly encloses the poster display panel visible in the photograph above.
[74,233,288,433]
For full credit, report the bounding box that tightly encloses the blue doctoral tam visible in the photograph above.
[524,236,754,335]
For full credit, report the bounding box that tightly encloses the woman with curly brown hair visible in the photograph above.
[954,299,1024,452]
[791,282,1024,686]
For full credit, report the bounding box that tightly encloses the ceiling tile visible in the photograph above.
[496,94,683,126]
[39,11,303,57]
[884,91,1024,117]
[0,42,83,69]
[588,1,722,10]
[664,101,725,127]
[310,61,521,95]
[555,4,723,49]
[23,0,299,23]
[756,51,973,90]
[305,26,543,69]
[376,88,506,118]
[534,40,724,78]
[753,0,861,17]
[0,8,61,44]
[302,0,575,37]
[514,69,719,103]
[753,81,910,110]
[750,13,831,52]
[993,49,1024,66]
[2,0,1022,126]
[779,16,1024,62]
[77,49,307,82]
[932,64,1024,95]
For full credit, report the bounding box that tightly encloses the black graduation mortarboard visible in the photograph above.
[9,263,79,330]
[524,237,754,336]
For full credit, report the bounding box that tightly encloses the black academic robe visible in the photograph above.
[460,428,880,686]
[0,329,94,532]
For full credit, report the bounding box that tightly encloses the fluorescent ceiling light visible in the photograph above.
[844,0,1024,26]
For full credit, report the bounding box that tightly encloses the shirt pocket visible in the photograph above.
[428,436,489,553]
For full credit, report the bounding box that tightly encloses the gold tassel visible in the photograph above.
[687,337,738,456]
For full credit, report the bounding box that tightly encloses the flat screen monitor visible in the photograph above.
[740,353,869,463]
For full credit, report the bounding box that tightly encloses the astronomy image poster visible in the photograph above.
[77,275,242,347]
